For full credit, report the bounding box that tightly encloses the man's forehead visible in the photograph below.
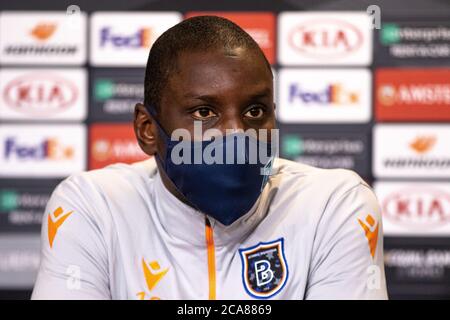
[166,49,272,95]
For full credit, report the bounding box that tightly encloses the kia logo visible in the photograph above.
[3,73,78,115]
[382,188,450,229]
[289,19,363,58]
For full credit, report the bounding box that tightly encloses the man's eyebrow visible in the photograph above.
[247,87,272,100]
[182,87,272,101]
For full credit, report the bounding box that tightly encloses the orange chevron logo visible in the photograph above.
[409,136,436,154]
[358,214,379,259]
[48,206,73,248]
[142,259,168,292]
[30,23,57,41]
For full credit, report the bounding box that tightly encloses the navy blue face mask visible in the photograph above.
[146,105,275,226]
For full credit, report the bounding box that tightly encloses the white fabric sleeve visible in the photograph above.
[305,182,388,300]
[31,177,111,300]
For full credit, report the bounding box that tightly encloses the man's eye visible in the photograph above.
[244,106,265,119]
[191,107,217,120]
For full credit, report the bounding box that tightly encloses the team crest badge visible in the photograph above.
[239,238,288,299]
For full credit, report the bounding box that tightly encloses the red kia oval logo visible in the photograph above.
[382,188,450,229]
[3,73,78,116]
[288,19,364,59]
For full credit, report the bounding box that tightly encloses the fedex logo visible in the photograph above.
[4,137,73,161]
[0,125,85,178]
[289,83,359,105]
[90,13,181,66]
[278,69,371,123]
[99,27,152,48]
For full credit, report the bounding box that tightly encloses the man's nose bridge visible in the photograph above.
[219,108,245,133]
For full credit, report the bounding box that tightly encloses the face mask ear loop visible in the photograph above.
[145,103,203,214]
[144,104,170,137]
[144,104,171,170]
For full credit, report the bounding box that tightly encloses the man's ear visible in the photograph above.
[134,103,157,156]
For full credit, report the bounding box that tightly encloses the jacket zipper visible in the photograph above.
[205,217,216,300]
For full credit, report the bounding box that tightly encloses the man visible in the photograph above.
[32,16,387,300]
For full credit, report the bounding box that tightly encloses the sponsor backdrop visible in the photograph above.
[0,0,449,299]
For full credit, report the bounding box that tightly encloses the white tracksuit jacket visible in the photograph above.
[31,158,388,300]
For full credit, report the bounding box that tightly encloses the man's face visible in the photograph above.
[135,47,276,157]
